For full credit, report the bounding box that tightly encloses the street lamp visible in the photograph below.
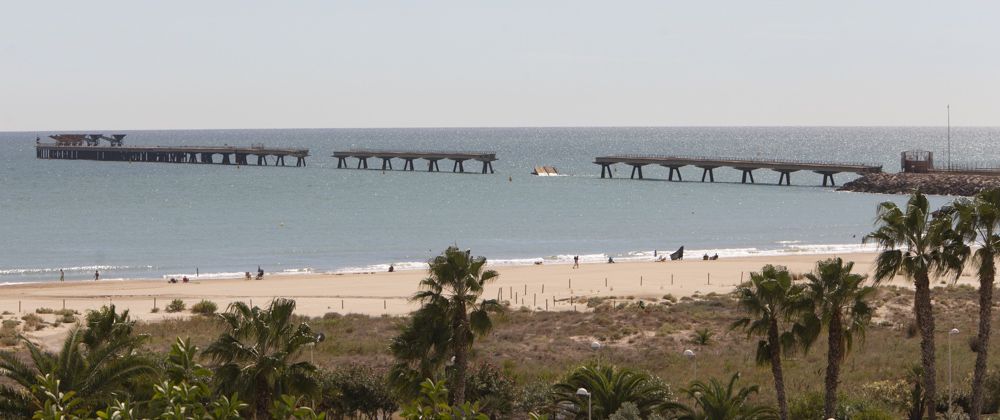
[591,340,602,365]
[684,349,697,379]
[576,388,592,420]
[948,328,960,413]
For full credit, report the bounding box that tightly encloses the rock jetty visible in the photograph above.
[839,173,1000,196]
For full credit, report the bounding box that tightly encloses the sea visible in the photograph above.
[1,127,997,284]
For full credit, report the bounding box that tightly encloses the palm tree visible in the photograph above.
[550,364,670,419]
[952,188,1000,419]
[203,298,319,419]
[394,246,503,405]
[731,265,809,420]
[801,258,876,418]
[0,305,155,417]
[864,192,967,420]
[662,373,777,420]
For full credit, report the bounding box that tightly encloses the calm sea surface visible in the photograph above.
[1,127,997,283]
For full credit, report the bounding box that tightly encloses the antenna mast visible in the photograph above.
[947,104,951,170]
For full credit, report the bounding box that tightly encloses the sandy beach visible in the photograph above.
[1,251,969,322]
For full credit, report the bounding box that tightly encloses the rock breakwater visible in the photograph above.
[839,173,1000,196]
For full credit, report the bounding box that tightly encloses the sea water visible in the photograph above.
[1,127,997,283]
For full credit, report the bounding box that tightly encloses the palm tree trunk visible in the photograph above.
[452,307,469,405]
[970,256,995,420]
[914,272,938,420]
[768,320,789,420]
[825,311,844,418]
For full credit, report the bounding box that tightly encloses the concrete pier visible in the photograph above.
[36,135,309,167]
[594,155,882,186]
[333,149,497,174]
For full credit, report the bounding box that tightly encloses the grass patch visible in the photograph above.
[165,299,186,313]
[190,300,218,316]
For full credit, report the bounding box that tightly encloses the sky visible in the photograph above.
[1,1,998,130]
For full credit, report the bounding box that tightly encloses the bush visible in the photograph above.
[21,313,44,331]
[791,392,896,420]
[466,363,517,419]
[35,307,54,314]
[166,299,186,313]
[151,307,160,313]
[319,367,397,419]
[190,300,218,316]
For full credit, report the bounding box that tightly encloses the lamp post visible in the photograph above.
[948,328,959,413]
[576,388,591,420]
[591,340,602,366]
[684,349,696,379]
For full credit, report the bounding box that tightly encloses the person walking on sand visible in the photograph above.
[94,270,100,281]
[59,269,64,282]
[573,255,579,269]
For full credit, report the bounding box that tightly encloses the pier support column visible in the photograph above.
[600,164,614,178]
[777,171,790,186]
[222,154,231,165]
[629,164,645,179]
[817,171,837,186]
[450,159,466,173]
[356,157,368,169]
[426,159,441,172]
[257,155,267,166]
[667,166,683,181]
[403,159,415,171]
[296,157,306,167]
[337,157,346,168]
[381,157,393,170]
[699,166,717,182]
[737,168,755,184]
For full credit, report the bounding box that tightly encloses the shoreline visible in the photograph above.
[1,241,880,285]
[0,251,977,322]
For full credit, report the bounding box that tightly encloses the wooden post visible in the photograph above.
[153,298,156,310]
[671,274,674,285]
[62,299,65,310]
[515,292,518,302]
[605,278,608,287]
[524,284,527,294]
[18,301,21,313]
[384,300,387,310]
[640,276,643,286]
[740,271,744,283]
[542,284,545,293]
[545,299,548,311]
[341,299,344,309]
[568,278,571,289]
[498,288,502,300]
[708,273,711,285]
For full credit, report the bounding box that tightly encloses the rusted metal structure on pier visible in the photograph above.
[36,135,309,167]
[332,149,497,174]
[594,154,882,186]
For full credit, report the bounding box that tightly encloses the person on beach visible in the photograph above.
[182,276,189,283]
[94,270,100,281]
[256,267,264,280]
[654,249,657,258]
[573,255,579,269]
[59,269,64,282]
[245,272,252,280]
[607,256,615,264]
[168,277,177,284]
[388,264,395,273]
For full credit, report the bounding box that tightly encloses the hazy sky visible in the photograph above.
[2,1,998,130]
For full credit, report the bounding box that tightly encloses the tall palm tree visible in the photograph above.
[731,265,809,420]
[397,246,503,405]
[864,192,967,420]
[662,373,778,420]
[550,364,670,419]
[801,258,876,418]
[952,188,1000,419]
[0,305,155,417]
[203,298,319,419]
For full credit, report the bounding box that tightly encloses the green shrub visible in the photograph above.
[54,309,78,316]
[166,299,186,313]
[319,367,398,419]
[59,313,76,324]
[151,306,160,313]
[21,313,44,331]
[34,307,54,314]
[190,300,218,316]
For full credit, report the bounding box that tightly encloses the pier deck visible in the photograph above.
[36,142,309,167]
[594,155,882,186]
[333,149,497,174]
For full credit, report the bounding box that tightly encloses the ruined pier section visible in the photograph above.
[594,154,882,186]
[332,149,497,174]
[35,135,309,167]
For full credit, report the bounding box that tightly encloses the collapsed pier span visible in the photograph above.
[36,136,309,167]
